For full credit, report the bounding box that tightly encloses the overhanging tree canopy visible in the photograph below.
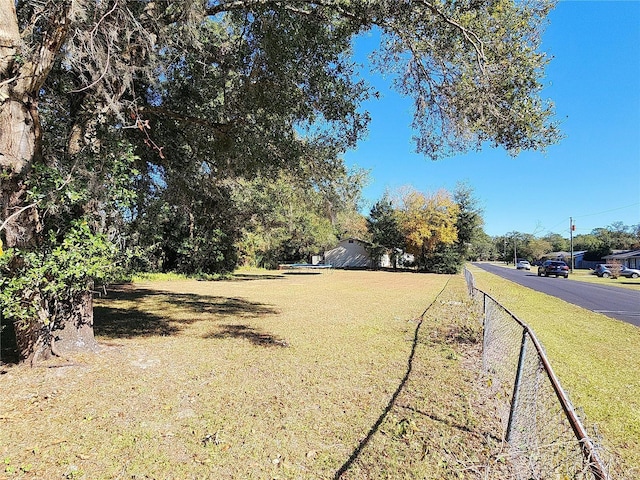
[1,0,560,362]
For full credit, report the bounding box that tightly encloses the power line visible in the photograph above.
[573,203,640,220]
[537,203,639,236]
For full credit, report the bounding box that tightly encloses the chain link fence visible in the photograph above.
[464,268,611,479]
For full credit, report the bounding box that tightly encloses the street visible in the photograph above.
[472,262,640,327]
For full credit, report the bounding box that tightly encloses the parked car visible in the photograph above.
[516,260,531,270]
[594,264,639,278]
[537,260,569,278]
[594,264,615,278]
[620,266,640,278]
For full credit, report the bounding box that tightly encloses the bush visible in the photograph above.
[422,246,463,274]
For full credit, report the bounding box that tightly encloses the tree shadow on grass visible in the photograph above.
[94,285,279,340]
[332,314,425,479]
[231,273,286,281]
[332,281,448,479]
[283,271,324,276]
[203,324,289,347]
[93,306,179,338]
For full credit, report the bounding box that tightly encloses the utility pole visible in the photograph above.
[570,217,575,272]
[504,238,507,263]
[513,237,517,266]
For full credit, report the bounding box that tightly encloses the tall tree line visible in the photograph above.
[493,223,640,263]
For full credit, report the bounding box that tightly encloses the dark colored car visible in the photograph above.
[537,260,569,278]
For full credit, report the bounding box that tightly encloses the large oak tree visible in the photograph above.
[0,0,559,362]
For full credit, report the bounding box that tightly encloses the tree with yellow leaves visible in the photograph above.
[396,188,460,270]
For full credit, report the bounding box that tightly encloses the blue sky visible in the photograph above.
[344,0,640,238]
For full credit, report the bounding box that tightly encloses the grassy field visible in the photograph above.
[0,270,513,479]
[467,264,640,475]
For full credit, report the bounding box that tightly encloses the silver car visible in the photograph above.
[620,266,640,278]
[595,264,640,278]
[516,260,531,270]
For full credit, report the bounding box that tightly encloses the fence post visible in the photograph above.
[506,329,528,443]
[482,290,486,317]
[481,293,489,372]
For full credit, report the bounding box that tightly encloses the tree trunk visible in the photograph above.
[1,2,98,363]
[0,100,42,248]
[13,295,51,365]
[51,291,100,356]
[10,289,100,364]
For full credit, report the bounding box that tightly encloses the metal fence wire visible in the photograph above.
[464,268,610,480]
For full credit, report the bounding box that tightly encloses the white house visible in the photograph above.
[324,238,375,268]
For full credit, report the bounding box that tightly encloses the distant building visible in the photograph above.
[324,238,374,269]
[543,251,588,268]
[603,250,640,269]
[323,238,415,269]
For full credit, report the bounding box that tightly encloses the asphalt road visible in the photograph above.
[472,262,640,327]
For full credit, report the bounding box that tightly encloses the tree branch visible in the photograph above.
[415,0,487,74]
[69,0,119,93]
[0,203,37,234]
[206,0,364,22]
[205,1,486,74]
[138,106,233,133]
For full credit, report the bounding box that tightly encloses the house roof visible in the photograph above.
[337,237,373,246]
[603,249,640,260]
[544,251,587,258]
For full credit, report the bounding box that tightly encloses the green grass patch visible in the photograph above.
[130,271,191,282]
[467,264,640,473]
[130,271,234,282]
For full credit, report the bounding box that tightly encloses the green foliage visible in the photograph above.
[10,0,561,280]
[129,191,239,275]
[422,244,463,274]
[233,174,339,269]
[467,231,498,261]
[453,183,484,261]
[367,195,405,267]
[543,233,569,252]
[174,227,238,275]
[375,0,560,158]
[527,238,553,261]
[367,196,404,249]
[0,222,117,325]
[366,185,487,271]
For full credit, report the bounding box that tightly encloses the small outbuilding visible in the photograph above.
[324,238,376,269]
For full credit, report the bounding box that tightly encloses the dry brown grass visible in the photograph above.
[1,270,508,479]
